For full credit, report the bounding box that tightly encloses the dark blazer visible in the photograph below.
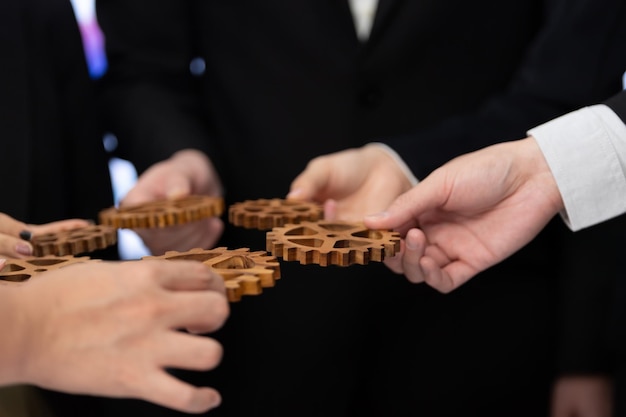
[0,0,112,225]
[96,0,626,416]
[607,90,626,123]
[603,90,626,415]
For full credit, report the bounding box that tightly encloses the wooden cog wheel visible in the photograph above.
[0,255,93,285]
[143,247,280,302]
[266,221,401,266]
[99,195,224,229]
[31,225,117,256]
[229,198,323,230]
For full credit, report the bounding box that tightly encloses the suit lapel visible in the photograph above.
[369,0,402,42]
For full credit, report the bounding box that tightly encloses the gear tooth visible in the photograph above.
[269,243,283,258]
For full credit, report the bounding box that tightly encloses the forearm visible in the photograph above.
[0,289,30,385]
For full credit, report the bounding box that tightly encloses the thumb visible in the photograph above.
[364,178,443,232]
[122,176,192,207]
[287,160,331,202]
[163,174,193,200]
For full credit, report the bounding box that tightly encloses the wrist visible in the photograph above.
[365,143,418,190]
[516,137,564,212]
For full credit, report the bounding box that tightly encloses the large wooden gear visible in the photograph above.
[267,221,401,266]
[99,195,224,229]
[31,225,117,256]
[143,247,281,302]
[229,198,323,230]
[0,255,93,284]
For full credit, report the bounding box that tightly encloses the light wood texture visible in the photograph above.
[229,198,323,230]
[267,221,400,266]
[144,247,280,302]
[99,195,224,229]
[31,225,117,256]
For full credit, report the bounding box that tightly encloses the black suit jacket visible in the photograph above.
[0,0,112,225]
[607,90,626,122]
[96,1,626,416]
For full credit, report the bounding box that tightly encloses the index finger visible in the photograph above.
[287,157,332,202]
[0,212,29,237]
[29,219,93,235]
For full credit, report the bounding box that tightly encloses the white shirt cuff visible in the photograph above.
[528,104,626,231]
[369,142,419,186]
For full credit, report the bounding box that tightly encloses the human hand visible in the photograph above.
[1,259,228,413]
[122,149,224,254]
[0,212,92,258]
[287,144,415,221]
[364,137,563,292]
[550,375,613,417]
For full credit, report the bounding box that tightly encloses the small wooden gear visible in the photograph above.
[31,225,117,256]
[229,198,323,230]
[143,247,280,302]
[0,255,93,284]
[99,195,224,229]
[267,221,401,266]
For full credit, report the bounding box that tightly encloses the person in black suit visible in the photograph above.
[0,2,229,416]
[0,0,112,226]
[94,0,626,416]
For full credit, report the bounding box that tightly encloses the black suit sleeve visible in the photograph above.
[385,0,626,181]
[605,90,626,125]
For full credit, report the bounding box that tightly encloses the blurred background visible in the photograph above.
[70,0,150,259]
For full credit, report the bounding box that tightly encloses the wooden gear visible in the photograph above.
[266,221,401,266]
[229,198,323,230]
[0,255,93,284]
[99,195,224,229]
[143,247,280,302]
[31,225,117,256]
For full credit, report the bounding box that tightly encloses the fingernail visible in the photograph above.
[406,237,418,250]
[166,187,187,199]
[19,230,32,241]
[16,243,33,256]
[286,188,303,199]
[405,229,419,250]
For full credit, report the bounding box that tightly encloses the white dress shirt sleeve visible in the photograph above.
[529,104,626,231]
